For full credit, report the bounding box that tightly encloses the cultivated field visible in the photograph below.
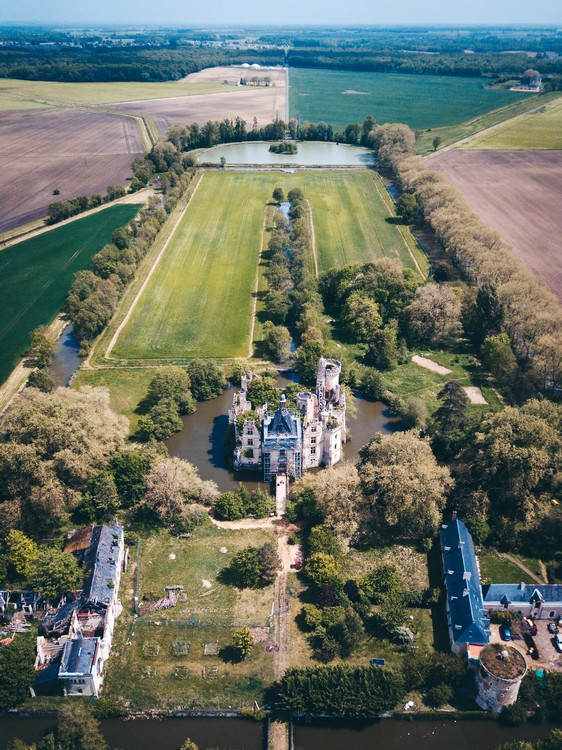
[0,203,141,385]
[462,95,562,150]
[182,65,286,86]
[0,77,228,107]
[429,149,562,302]
[110,171,425,363]
[115,86,287,134]
[0,108,143,233]
[289,68,529,130]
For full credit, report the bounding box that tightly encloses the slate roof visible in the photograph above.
[441,518,490,646]
[86,523,123,608]
[59,636,99,676]
[263,396,302,448]
[482,583,562,606]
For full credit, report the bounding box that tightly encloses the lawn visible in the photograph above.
[380,348,502,415]
[72,368,154,435]
[112,172,273,361]
[103,524,277,710]
[0,78,227,107]
[295,171,428,276]
[477,549,532,585]
[0,203,141,385]
[462,95,562,150]
[289,68,529,131]
[112,171,425,362]
[415,92,560,154]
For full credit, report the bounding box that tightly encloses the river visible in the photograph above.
[0,716,556,750]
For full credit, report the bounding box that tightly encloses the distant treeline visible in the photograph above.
[288,49,562,83]
[0,46,283,82]
[2,43,562,84]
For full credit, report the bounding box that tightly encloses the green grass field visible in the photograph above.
[111,171,425,362]
[289,68,529,131]
[463,95,562,150]
[0,204,141,385]
[103,525,276,710]
[296,171,428,275]
[0,78,227,108]
[112,172,273,361]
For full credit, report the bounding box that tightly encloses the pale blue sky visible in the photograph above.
[1,0,561,26]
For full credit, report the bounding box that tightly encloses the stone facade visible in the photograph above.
[229,358,347,482]
[475,645,527,713]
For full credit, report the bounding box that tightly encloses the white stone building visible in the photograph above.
[229,358,347,482]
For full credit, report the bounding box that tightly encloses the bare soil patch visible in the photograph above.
[464,386,487,404]
[412,354,452,375]
[429,150,562,302]
[181,65,286,86]
[115,87,287,134]
[0,108,143,234]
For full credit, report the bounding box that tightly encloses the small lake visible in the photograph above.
[199,142,374,167]
[166,372,399,493]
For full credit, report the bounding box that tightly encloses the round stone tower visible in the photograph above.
[476,644,527,713]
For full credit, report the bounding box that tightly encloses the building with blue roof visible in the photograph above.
[482,583,562,620]
[440,516,490,655]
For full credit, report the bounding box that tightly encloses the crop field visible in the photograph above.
[0,77,228,107]
[0,108,143,233]
[115,86,287,134]
[104,525,276,710]
[112,172,276,361]
[0,203,141,385]
[463,95,562,150]
[429,149,562,302]
[294,171,428,275]
[289,68,529,130]
[111,171,424,363]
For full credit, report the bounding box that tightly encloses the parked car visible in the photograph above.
[555,634,562,653]
[499,624,512,641]
[548,622,559,635]
[523,632,540,659]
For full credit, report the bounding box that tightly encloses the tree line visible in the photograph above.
[46,185,127,225]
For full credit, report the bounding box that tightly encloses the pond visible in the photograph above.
[47,324,81,387]
[199,141,374,167]
[165,372,399,493]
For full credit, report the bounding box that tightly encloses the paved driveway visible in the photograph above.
[489,621,562,672]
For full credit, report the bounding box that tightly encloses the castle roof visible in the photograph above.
[441,518,490,646]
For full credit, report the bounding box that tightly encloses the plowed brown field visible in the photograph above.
[115,86,287,134]
[428,150,562,302]
[0,108,143,233]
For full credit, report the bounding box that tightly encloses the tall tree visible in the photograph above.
[30,548,82,601]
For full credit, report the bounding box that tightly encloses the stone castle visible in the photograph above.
[229,358,347,482]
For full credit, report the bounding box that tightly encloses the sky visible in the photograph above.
[1,0,562,27]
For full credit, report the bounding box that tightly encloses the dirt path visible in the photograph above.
[249,204,270,358]
[103,173,204,360]
[273,521,300,682]
[500,552,545,585]
[306,199,319,279]
[411,354,452,375]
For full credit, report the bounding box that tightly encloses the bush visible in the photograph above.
[186,360,225,400]
[427,683,454,708]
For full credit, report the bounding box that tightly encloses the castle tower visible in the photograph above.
[475,644,527,713]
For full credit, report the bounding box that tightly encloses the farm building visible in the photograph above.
[229,358,347,482]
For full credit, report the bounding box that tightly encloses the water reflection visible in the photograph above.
[200,141,374,167]
[166,372,398,492]
[48,324,81,387]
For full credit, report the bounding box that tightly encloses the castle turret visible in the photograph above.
[476,644,527,713]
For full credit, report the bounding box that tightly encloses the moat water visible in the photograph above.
[165,372,399,492]
[199,141,374,167]
[0,716,556,750]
